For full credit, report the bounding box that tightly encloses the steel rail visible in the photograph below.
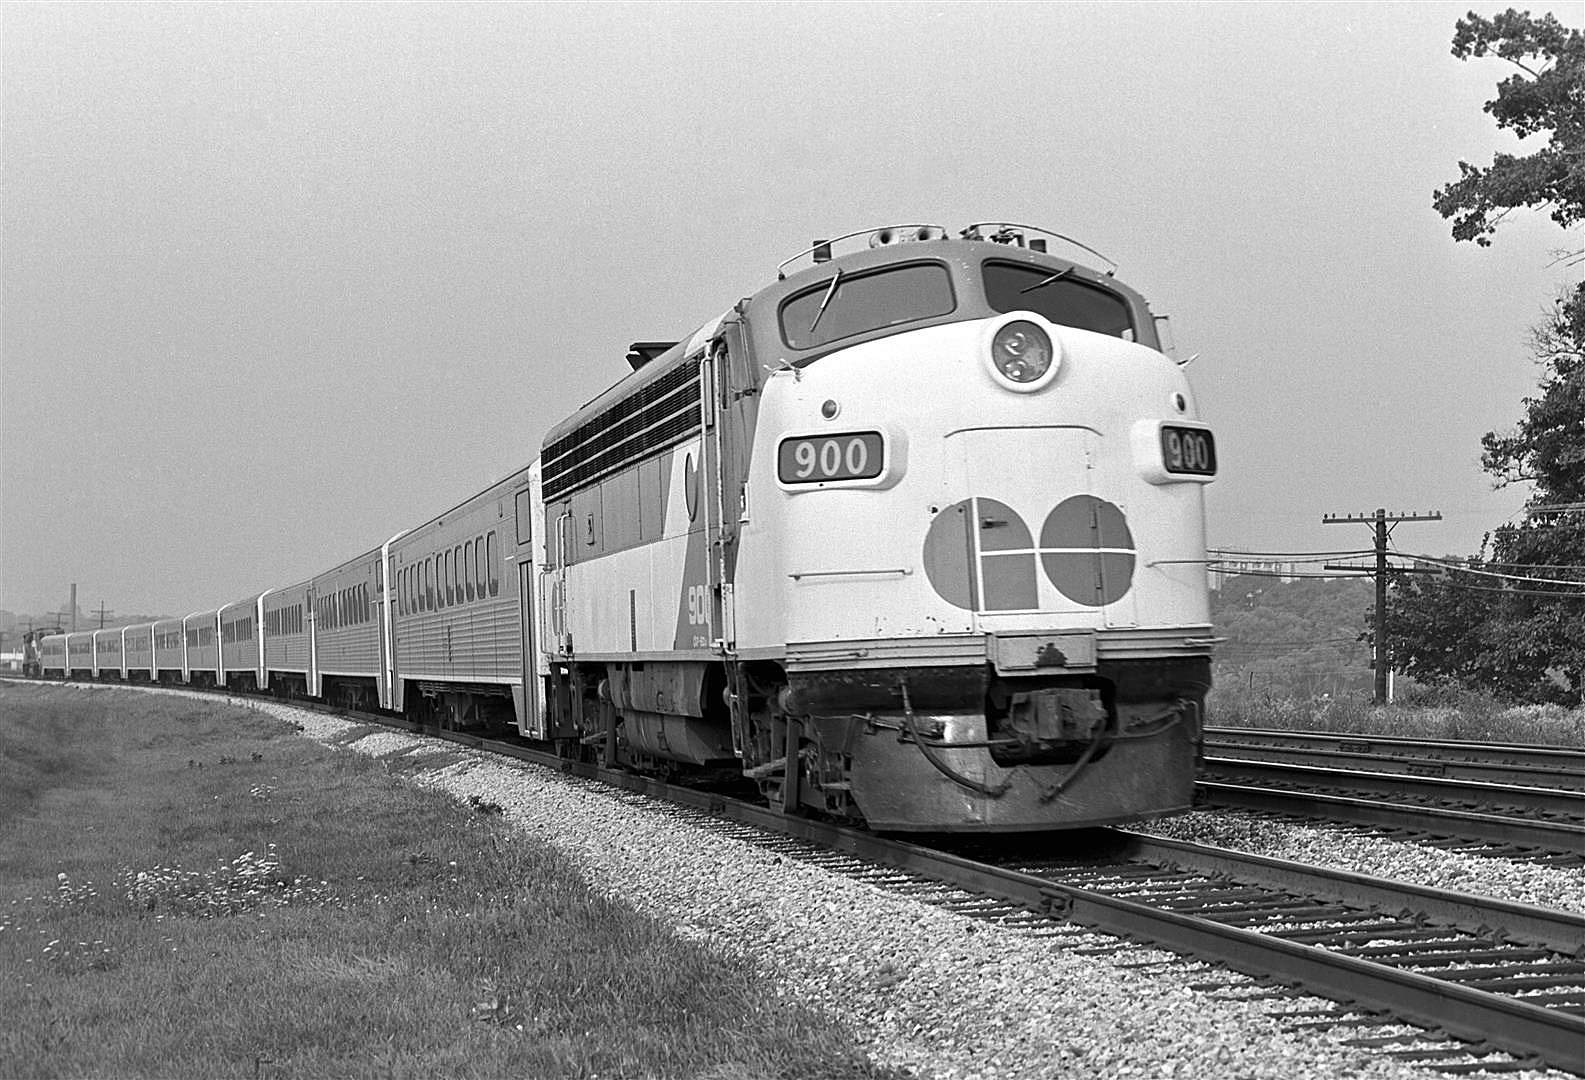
[1199,780,1585,853]
[1202,755,1585,817]
[1207,726,1585,766]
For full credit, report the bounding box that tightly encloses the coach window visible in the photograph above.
[449,550,458,606]
[464,541,475,601]
[487,530,500,596]
[474,535,485,597]
[425,558,434,611]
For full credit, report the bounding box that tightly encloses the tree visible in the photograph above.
[1389,10,1585,704]
[1431,9,1585,249]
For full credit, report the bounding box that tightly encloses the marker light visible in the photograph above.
[991,320,1054,383]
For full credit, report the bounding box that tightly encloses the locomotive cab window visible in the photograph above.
[779,262,955,351]
[982,260,1134,340]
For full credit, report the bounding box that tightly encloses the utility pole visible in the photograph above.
[1323,508,1442,704]
[95,601,114,629]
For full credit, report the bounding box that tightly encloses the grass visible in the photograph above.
[1207,684,1585,747]
[0,682,902,1079]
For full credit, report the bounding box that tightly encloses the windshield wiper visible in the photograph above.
[809,269,843,335]
[1019,268,1070,294]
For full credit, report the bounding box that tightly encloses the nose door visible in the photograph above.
[933,426,1137,628]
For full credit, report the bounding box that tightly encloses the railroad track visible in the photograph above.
[1200,728,1585,862]
[437,728,1585,1075]
[16,681,1585,1074]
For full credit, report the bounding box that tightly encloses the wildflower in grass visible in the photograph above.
[116,843,332,918]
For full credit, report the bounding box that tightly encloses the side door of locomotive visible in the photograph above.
[705,320,759,650]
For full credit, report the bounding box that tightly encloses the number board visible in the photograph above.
[1160,426,1216,476]
[778,432,885,484]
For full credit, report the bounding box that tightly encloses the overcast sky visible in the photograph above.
[3,1,1581,618]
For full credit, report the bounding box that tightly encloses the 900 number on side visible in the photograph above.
[778,432,885,484]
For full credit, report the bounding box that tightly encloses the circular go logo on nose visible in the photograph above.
[921,495,1135,611]
[1040,496,1135,607]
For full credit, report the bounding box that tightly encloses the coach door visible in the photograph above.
[514,486,544,738]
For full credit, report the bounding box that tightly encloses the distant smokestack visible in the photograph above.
[70,583,77,631]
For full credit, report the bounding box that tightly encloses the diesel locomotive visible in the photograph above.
[41,222,1218,833]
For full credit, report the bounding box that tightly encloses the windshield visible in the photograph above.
[780,262,955,350]
[982,260,1135,340]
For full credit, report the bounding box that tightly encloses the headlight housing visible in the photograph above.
[987,318,1060,391]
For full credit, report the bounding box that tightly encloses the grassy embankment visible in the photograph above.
[0,683,899,1080]
[1207,686,1585,747]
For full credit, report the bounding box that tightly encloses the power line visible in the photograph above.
[1208,548,1374,559]
[1209,567,1369,580]
[1393,551,1585,588]
[1397,577,1585,599]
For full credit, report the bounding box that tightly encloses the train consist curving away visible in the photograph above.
[31,223,1219,833]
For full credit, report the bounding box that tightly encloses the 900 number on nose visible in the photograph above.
[778,432,885,484]
[1160,426,1216,476]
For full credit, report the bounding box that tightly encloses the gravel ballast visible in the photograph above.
[60,686,1585,1078]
